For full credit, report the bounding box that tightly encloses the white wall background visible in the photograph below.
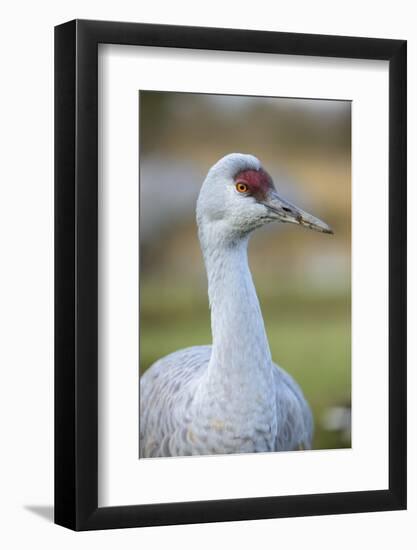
[0,1,415,548]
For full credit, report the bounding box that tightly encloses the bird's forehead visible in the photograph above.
[234,168,274,197]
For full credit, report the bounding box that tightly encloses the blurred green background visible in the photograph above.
[139,91,351,450]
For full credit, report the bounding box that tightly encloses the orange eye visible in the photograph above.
[236,182,249,194]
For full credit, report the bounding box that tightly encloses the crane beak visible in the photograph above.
[261,191,334,234]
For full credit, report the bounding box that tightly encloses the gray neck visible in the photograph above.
[199,224,272,381]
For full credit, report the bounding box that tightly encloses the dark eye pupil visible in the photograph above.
[282,206,292,213]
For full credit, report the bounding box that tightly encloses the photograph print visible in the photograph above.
[139,91,351,459]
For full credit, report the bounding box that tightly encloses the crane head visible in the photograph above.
[196,153,333,240]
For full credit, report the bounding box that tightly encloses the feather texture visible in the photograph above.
[140,346,312,457]
[140,153,314,457]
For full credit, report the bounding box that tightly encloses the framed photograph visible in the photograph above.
[55,19,406,530]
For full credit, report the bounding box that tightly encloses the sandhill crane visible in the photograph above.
[140,153,333,458]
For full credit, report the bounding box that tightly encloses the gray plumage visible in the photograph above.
[140,153,332,458]
[140,346,312,457]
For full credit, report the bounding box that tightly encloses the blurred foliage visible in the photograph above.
[139,91,351,450]
[140,92,351,158]
[140,281,351,450]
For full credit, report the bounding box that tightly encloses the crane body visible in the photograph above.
[140,153,332,458]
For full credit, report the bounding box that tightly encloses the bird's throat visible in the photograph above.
[201,232,273,386]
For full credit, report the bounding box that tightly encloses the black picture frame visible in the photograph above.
[55,19,407,531]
